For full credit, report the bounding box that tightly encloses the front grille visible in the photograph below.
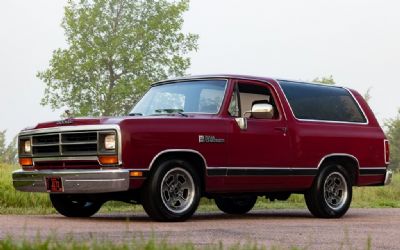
[62,132,97,143]
[33,145,59,154]
[20,130,117,158]
[62,144,97,154]
[33,134,59,144]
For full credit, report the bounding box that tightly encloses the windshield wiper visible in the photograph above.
[153,109,188,117]
[128,113,143,116]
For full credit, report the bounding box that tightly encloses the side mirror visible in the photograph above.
[251,103,274,119]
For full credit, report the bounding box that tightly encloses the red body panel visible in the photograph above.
[25,75,388,194]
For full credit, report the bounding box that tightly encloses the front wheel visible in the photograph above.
[304,164,352,218]
[141,159,201,221]
[215,196,257,214]
[50,194,102,217]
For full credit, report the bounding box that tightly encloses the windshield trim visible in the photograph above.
[131,78,229,116]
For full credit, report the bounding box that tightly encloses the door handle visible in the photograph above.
[274,127,288,134]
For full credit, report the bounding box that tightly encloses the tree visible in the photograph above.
[385,110,400,170]
[363,87,372,103]
[0,130,5,163]
[0,131,17,164]
[38,0,198,116]
[313,75,336,85]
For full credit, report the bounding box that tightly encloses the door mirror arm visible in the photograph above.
[235,117,247,130]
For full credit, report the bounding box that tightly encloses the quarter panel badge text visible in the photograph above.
[199,135,225,144]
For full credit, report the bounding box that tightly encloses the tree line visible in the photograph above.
[0,131,17,164]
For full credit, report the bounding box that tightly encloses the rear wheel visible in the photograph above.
[50,194,102,217]
[141,159,201,222]
[305,164,352,218]
[215,196,257,214]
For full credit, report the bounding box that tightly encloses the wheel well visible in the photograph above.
[319,156,359,185]
[150,151,207,192]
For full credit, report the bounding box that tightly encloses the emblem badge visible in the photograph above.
[56,110,74,125]
[199,135,225,144]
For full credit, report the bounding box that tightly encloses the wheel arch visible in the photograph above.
[148,149,207,192]
[317,154,360,185]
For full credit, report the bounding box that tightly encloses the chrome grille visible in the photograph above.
[20,130,117,158]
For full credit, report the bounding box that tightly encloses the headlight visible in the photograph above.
[22,140,31,154]
[104,134,116,150]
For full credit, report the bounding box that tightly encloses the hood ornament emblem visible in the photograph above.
[56,110,74,125]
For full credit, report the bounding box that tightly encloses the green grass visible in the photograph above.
[1,163,399,215]
[0,235,372,250]
[0,236,265,250]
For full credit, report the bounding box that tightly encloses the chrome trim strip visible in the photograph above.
[64,179,126,182]
[19,125,122,165]
[33,156,99,162]
[276,81,369,125]
[317,153,360,170]
[12,169,130,194]
[148,149,208,170]
[343,87,369,124]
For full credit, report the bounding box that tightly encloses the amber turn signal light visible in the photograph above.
[19,158,33,166]
[98,155,118,165]
[130,171,143,177]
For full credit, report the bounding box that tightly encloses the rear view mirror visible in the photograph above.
[251,103,274,119]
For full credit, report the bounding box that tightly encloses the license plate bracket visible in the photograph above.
[45,177,63,193]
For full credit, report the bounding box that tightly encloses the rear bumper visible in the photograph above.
[12,169,130,194]
[384,169,393,185]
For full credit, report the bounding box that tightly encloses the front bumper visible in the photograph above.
[12,169,130,194]
[384,169,393,185]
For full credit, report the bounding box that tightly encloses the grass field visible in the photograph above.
[1,163,399,214]
[0,235,373,250]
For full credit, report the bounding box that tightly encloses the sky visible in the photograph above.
[1,0,400,142]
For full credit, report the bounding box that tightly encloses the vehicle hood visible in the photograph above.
[23,117,127,131]
[22,114,215,132]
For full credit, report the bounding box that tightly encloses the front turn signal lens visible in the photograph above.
[99,155,118,165]
[130,171,143,177]
[19,158,33,166]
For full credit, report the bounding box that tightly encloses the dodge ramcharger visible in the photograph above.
[13,75,392,221]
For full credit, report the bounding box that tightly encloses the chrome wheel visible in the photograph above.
[161,167,195,213]
[323,172,348,211]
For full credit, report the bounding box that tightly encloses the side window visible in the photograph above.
[228,82,279,119]
[279,81,367,123]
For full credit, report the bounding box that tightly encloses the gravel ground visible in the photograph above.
[1,208,399,249]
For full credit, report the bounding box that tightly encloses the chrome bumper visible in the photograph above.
[12,169,130,194]
[384,169,393,185]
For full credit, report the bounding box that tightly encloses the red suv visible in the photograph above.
[13,75,391,221]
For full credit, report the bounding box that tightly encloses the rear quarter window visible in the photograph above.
[279,81,367,123]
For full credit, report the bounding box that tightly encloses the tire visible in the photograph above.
[215,196,257,214]
[304,164,352,218]
[50,194,102,217]
[141,159,201,222]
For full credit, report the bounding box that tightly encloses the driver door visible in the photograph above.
[225,80,291,191]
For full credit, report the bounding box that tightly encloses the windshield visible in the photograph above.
[130,80,227,116]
